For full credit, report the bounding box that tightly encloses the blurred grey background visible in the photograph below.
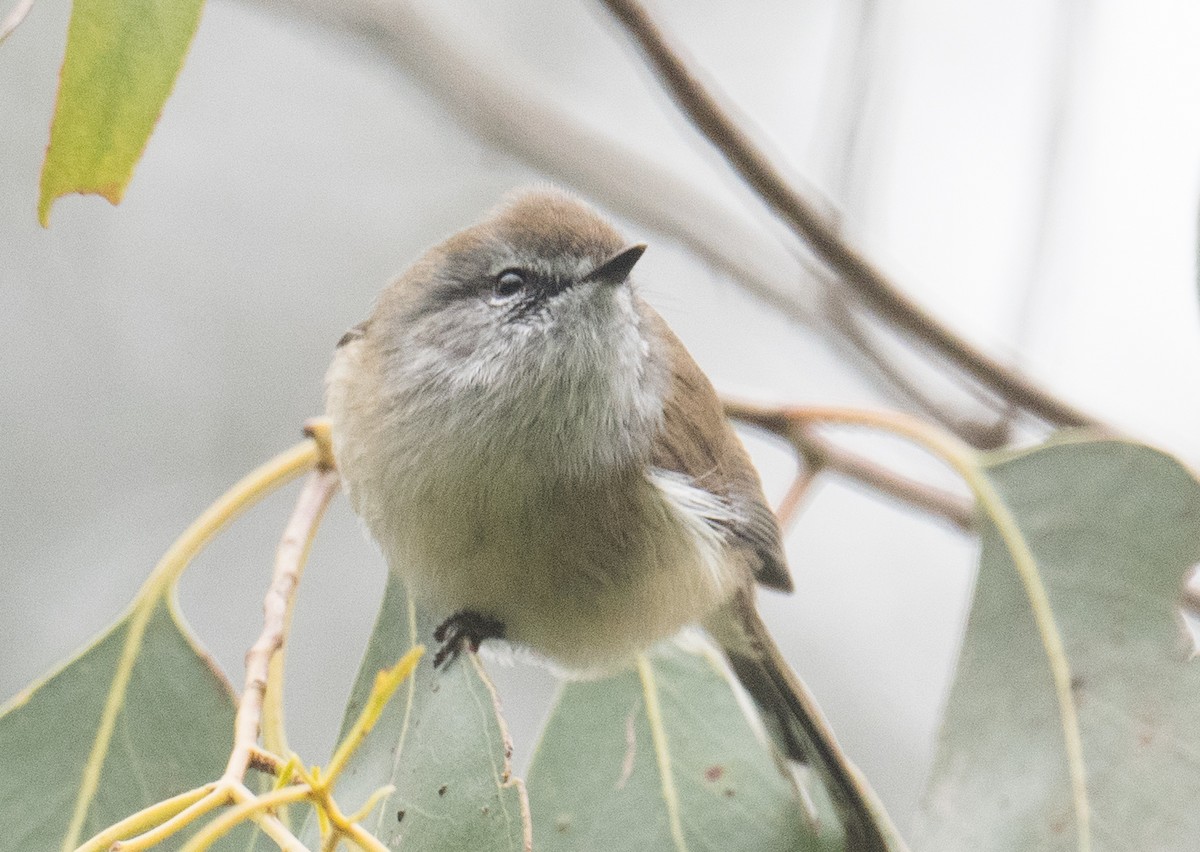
[3,0,1199,831]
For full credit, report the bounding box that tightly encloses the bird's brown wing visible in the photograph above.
[641,302,793,593]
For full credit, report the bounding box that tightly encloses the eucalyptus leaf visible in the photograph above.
[914,439,1200,850]
[38,0,204,225]
[311,574,531,851]
[0,596,241,851]
[526,636,846,852]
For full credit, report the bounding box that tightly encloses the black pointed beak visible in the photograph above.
[582,243,647,286]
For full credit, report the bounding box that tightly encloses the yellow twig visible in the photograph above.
[345,785,396,825]
[304,416,336,470]
[308,781,391,852]
[228,781,310,850]
[108,789,228,851]
[70,424,420,852]
[179,786,312,852]
[342,822,391,852]
[74,784,217,852]
[178,647,419,851]
[326,647,425,782]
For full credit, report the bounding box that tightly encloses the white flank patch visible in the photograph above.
[648,468,738,592]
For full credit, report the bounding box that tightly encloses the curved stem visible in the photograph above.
[326,647,424,782]
[177,786,312,852]
[74,784,217,852]
[108,790,228,851]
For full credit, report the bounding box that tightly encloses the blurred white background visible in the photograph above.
[3,0,1199,830]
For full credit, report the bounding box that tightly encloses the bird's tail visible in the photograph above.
[706,591,910,852]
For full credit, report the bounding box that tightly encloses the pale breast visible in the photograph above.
[381,462,738,670]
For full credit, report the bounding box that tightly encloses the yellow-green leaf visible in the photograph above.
[38,0,204,225]
[309,575,532,851]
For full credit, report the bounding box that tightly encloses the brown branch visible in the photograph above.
[774,466,820,533]
[600,0,1104,433]
[224,467,341,782]
[725,397,975,532]
[795,427,974,532]
[246,745,294,780]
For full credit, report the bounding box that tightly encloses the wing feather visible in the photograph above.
[641,302,793,593]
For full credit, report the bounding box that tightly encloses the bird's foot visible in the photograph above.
[432,610,506,668]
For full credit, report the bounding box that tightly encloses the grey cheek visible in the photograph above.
[433,320,486,363]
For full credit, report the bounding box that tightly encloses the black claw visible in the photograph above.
[432,610,506,668]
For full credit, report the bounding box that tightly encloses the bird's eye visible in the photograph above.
[494,270,526,299]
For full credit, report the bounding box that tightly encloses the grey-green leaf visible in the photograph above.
[914,439,1200,850]
[0,596,241,851]
[313,574,531,851]
[527,637,844,852]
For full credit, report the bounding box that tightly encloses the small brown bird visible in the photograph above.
[326,188,890,850]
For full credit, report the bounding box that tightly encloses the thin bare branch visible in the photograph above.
[774,466,820,533]
[244,0,824,325]
[599,0,1104,433]
[725,397,975,532]
[224,467,340,782]
[794,426,974,532]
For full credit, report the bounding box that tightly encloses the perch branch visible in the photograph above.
[224,465,340,782]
